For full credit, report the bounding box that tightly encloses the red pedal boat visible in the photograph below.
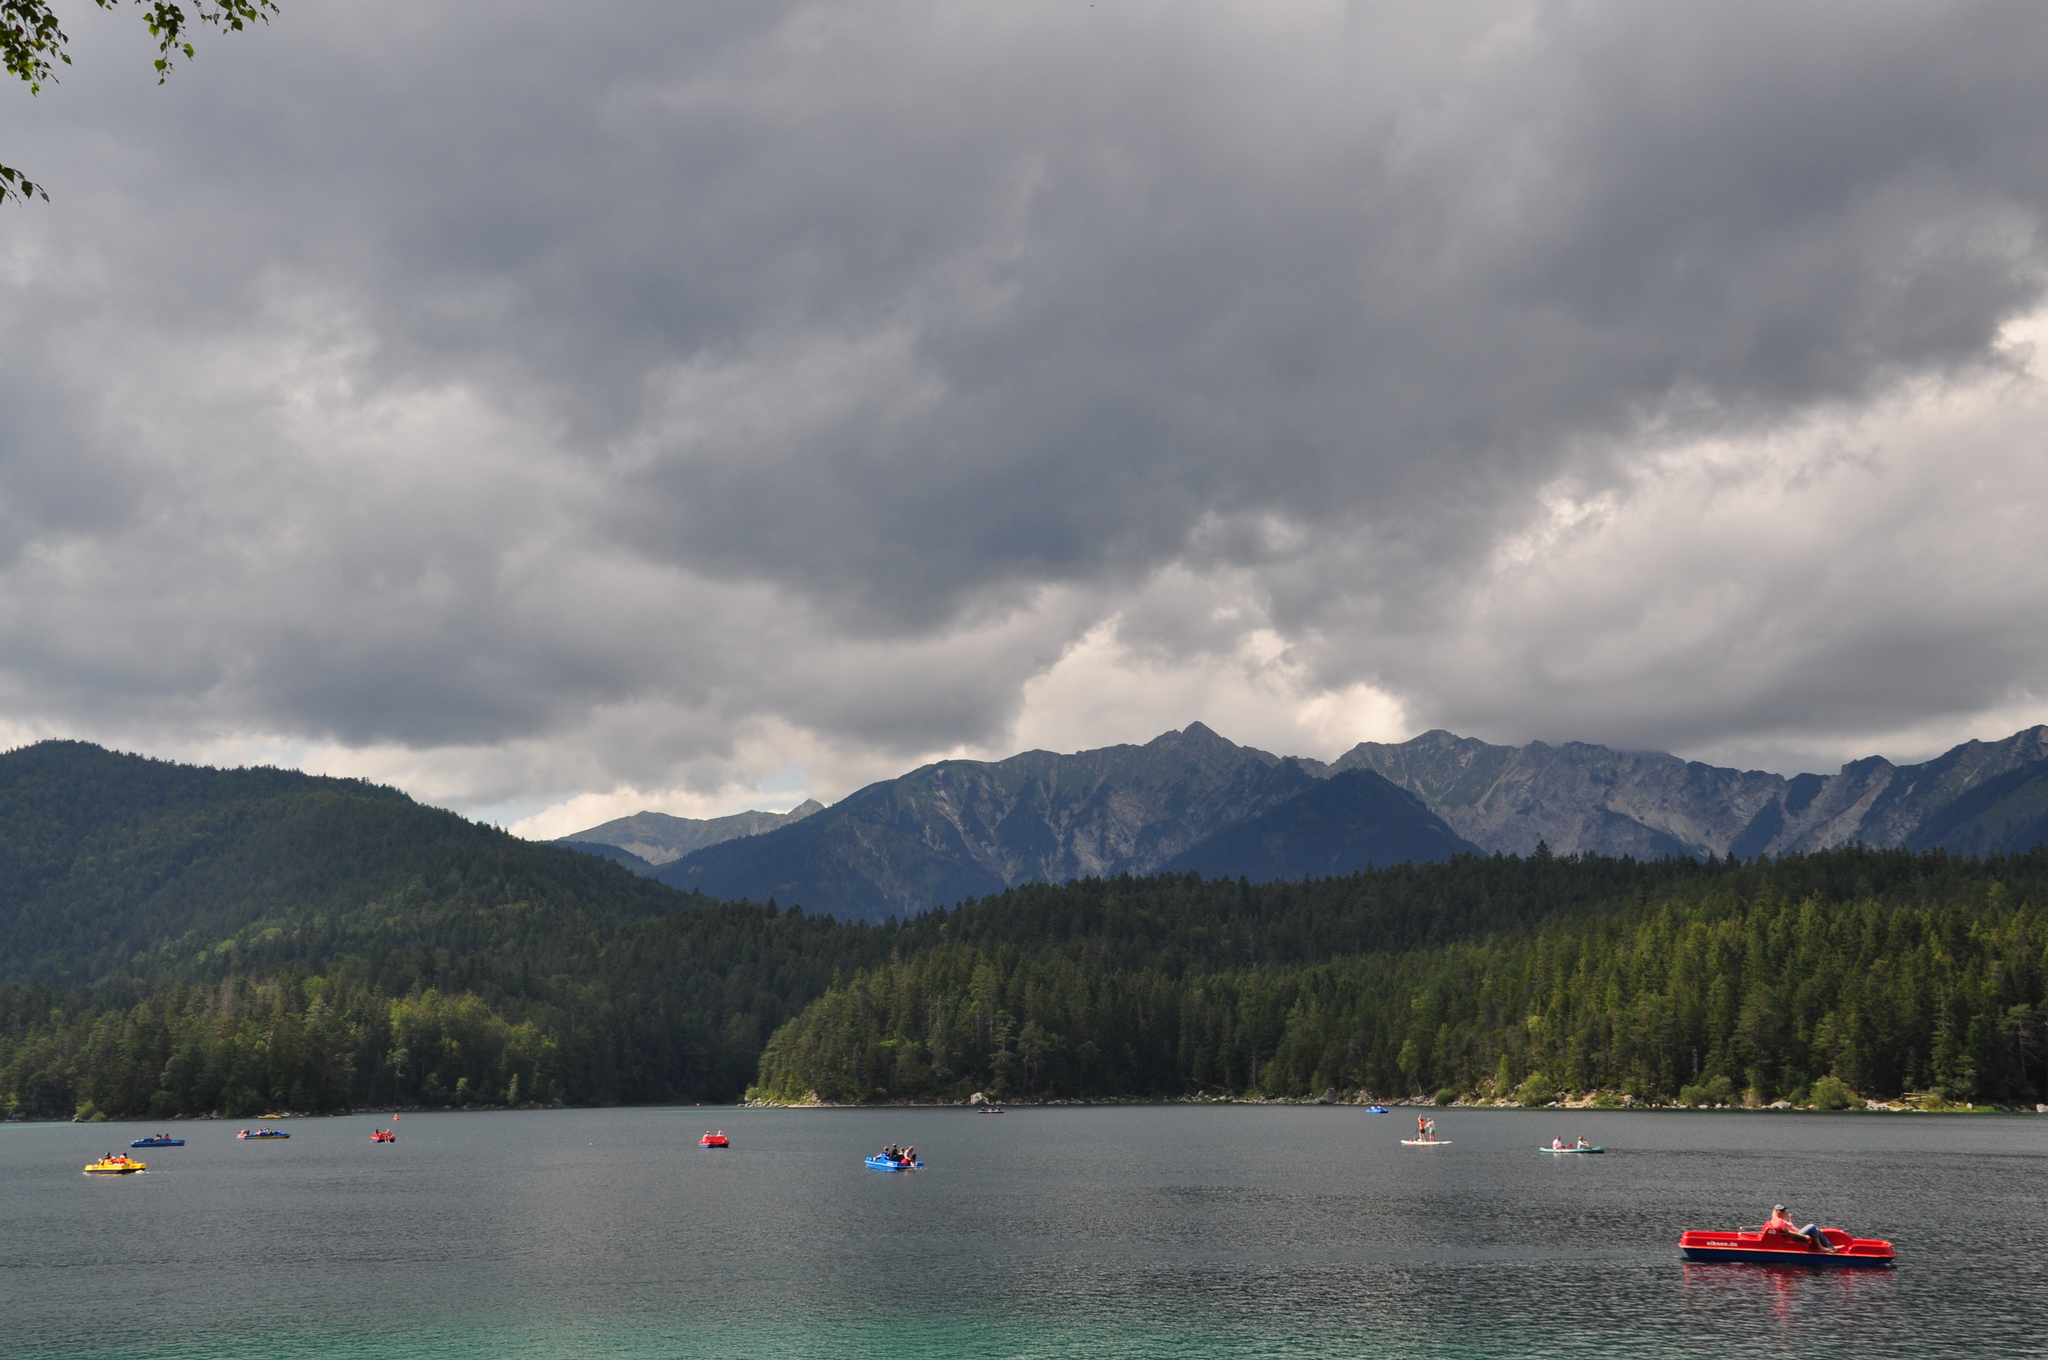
[371,1129,396,1143]
[699,1132,730,1148]
[1680,1224,1894,1268]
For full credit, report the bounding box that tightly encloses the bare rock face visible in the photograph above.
[659,724,1322,920]
[1334,732,1781,857]
[1336,726,2048,859]
[602,722,2048,921]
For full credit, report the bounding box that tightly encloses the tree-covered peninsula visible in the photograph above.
[751,853,2048,1109]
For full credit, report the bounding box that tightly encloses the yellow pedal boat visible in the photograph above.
[83,1154,146,1175]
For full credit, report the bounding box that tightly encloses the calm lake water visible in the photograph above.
[3,1106,2043,1359]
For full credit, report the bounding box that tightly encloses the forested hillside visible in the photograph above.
[13,847,2045,1118]
[751,850,2048,1109]
[0,741,896,1117]
[0,741,689,991]
[0,901,897,1119]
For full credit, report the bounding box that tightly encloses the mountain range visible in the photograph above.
[562,723,2048,921]
[556,801,823,871]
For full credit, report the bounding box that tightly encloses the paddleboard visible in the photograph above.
[1400,1138,1451,1145]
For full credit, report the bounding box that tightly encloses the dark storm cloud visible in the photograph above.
[3,0,2048,803]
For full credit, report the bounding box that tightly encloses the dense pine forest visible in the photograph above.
[4,768,2046,1117]
[752,854,2048,1108]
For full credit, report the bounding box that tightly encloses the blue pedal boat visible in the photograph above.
[865,1155,923,1171]
[130,1135,186,1148]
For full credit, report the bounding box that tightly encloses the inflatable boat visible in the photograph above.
[865,1154,922,1170]
[1680,1225,1894,1267]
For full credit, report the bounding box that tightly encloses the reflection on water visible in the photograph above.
[1680,1262,1900,1359]
[2,1106,2040,1359]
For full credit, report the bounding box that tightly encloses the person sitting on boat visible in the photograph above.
[903,1146,915,1164]
[1575,1136,1590,1149]
[1767,1204,1834,1251]
[1551,1136,1566,1149]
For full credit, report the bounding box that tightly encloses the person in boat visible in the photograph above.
[903,1146,915,1164]
[1767,1204,1835,1251]
[1551,1136,1566,1149]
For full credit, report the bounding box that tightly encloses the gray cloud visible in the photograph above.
[3,0,2048,813]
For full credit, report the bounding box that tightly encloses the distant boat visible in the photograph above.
[84,1155,146,1175]
[865,1154,922,1170]
[977,1106,1005,1114]
[237,1128,290,1140]
[371,1129,396,1143]
[1364,1106,1390,1114]
[1539,1144,1604,1154]
[130,1135,185,1147]
[699,1132,730,1148]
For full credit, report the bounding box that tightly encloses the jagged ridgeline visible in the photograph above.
[750,850,2048,1108]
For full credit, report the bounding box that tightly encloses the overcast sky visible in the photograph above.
[4,0,2047,835]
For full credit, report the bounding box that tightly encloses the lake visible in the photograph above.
[3,1106,2043,1359]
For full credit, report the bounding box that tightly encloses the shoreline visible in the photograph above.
[742,1093,2048,1114]
[30,1094,2047,1123]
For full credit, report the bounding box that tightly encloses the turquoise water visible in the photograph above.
[4,1106,2042,1358]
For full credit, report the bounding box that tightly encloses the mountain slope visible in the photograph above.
[556,840,660,875]
[658,724,1319,919]
[558,801,824,865]
[1904,757,2048,856]
[1161,770,1475,881]
[1339,726,2048,859]
[0,740,695,991]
